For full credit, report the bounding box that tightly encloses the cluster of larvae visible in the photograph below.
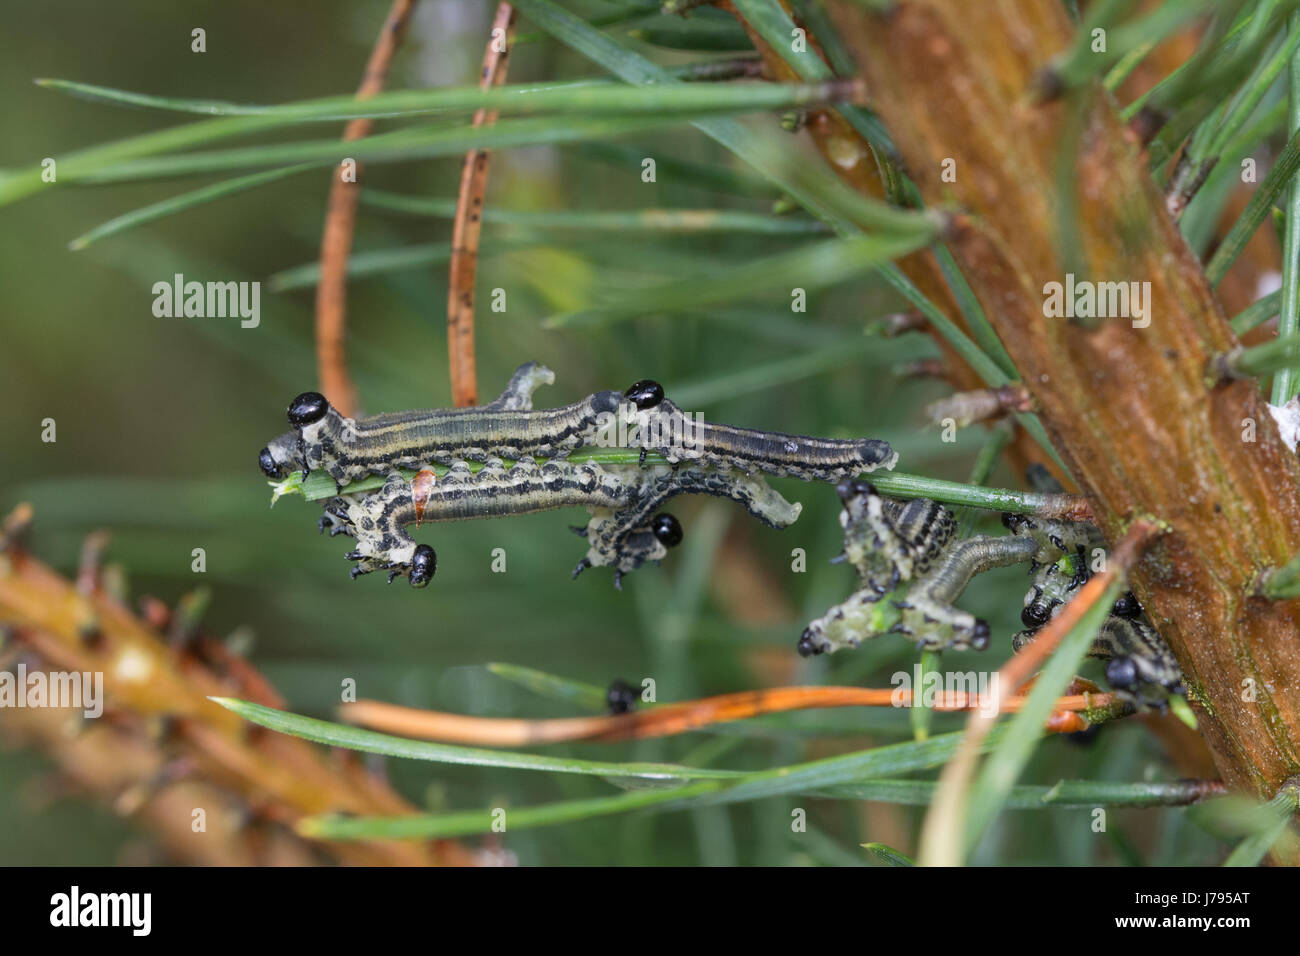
[258,362,895,589]
[798,481,1183,709]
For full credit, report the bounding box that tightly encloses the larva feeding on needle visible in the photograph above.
[318,457,802,588]
[258,362,898,487]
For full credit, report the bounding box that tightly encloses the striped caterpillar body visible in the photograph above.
[1012,615,1183,711]
[624,389,898,481]
[890,533,1038,651]
[1088,618,1184,710]
[837,479,955,593]
[319,457,802,588]
[259,363,897,488]
[260,363,622,484]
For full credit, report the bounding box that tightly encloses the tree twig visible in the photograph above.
[827,0,1300,819]
[447,3,517,407]
[340,685,1122,747]
[314,0,417,417]
[0,508,470,866]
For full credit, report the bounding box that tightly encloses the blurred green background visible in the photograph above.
[0,0,1220,865]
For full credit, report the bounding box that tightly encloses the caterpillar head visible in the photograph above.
[259,431,302,479]
[651,512,683,548]
[796,627,826,657]
[409,544,437,588]
[624,379,665,410]
[1111,590,1142,618]
[287,391,330,429]
[606,679,639,714]
[259,391,342,479]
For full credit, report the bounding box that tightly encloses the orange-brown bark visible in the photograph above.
[827,0,1300,805]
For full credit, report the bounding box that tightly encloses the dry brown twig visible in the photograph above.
[0,506,474,866]
[314,0,418,418]
[447,3,518,408]
[341,685,1124,747]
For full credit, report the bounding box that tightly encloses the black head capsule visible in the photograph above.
[651,513,683,548]
[1105,656,1139,691]
[287,391,330,428]
[1021,601,1051,629]
[409,544,437,588]
[258,446,280,478]
[1001,512,1029,532]
[606,679,638,715]
[625,379,664,410]
[796,628,824,658]
[835,478,876,504]
[1111,590,1142,618]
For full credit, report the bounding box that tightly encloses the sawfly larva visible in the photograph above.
[260,362,621,484]
[798,482,1098,656]
[835,479,956,594]
[1013,612,1184,711]
[259,363,897,489]
[799,485,1036,655]
[1004,496,1184,710]
[320,457,802,588]
[1010,564,1184,710]
[622,383,897,481]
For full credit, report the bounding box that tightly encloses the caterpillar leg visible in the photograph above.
[331,473,438,587]
[319,496,360,537]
